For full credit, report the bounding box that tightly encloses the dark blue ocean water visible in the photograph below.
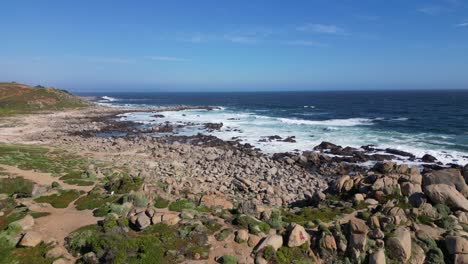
[80,90,468,164]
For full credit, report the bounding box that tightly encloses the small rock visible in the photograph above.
[256,234,283,252]
[287,224,310,247]
[18,231,42,247]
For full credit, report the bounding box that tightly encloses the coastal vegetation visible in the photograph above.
[0,82,88,116]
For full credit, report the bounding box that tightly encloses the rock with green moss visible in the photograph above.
[233,214,270,235]
[215,228,233,241]
[219,255,238,264]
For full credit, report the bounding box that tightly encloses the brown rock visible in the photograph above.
[287,224,310,247]
[19,231,42,247]
[200,194,234,210]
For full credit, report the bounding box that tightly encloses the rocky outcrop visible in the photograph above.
[423,168,468,196]
[424,184,468,211]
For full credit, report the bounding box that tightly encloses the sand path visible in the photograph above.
[0,165,101,247]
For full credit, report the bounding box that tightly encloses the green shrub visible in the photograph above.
[154,196,170,208]
[75,193,117,211]
[233,214,270,235]
[266,210,285,230]
[124,192,149,207]
[34,189,82,208]
[51,181,60,188]
[434,204,451,218]
[220,255,238,264]
[0,177,34,197]
[215,228,232,241]
[169,199,195,212]
[262,243,313,264]
[104,174,143,194]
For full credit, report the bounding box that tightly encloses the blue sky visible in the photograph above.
[1,0,468,92]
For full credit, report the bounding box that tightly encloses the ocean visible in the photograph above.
[79,90,468,165]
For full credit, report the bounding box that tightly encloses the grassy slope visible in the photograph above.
[0,82,88,116]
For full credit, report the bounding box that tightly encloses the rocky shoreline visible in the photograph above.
[1,104,468,263]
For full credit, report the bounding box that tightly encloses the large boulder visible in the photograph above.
[200,194,233,210]
[347,219,368,258]
[446,236,468,255]
[386,227,411,263]
[287,224,310,247]
[423,168,468,196]
[12,215,34,231]
[256,235,283,252]
[134,212,151,230]
[424,184,468,211]
[369,249,386,264]
[18,231,43,247]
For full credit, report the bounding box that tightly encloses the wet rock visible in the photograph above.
[422,154,437,163]
[385,148,415,158]
[204,123,223,130]
[373,162,396,173]
[314,141,340,150]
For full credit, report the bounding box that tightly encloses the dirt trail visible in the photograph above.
[0,164,94,192]
[27,201,101,246]
[0,165,101,247]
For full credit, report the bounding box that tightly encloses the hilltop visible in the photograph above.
[0,82,88,116]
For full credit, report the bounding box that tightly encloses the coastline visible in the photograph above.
[1,102,468,263]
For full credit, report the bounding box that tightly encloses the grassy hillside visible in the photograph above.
[0,82,88,116]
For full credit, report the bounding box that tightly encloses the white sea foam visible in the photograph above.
[278,117,374,126]
[390,117,409,121]
[119,108,468,166]
[100,96,119,102]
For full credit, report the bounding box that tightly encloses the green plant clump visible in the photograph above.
[154,196,170,208]
[75,192,118,211]
[0,177,34,197]
[169,199,195,212]
[66,222,211,263]
[233,214,270,235]
[0,144,86,175]
[220,255,238,264]
[34,189,82,208]
[104,174,143,194]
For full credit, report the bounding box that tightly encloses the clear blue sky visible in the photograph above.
[1,0,468,92]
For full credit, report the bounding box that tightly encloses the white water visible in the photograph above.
[118,108,468,166]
